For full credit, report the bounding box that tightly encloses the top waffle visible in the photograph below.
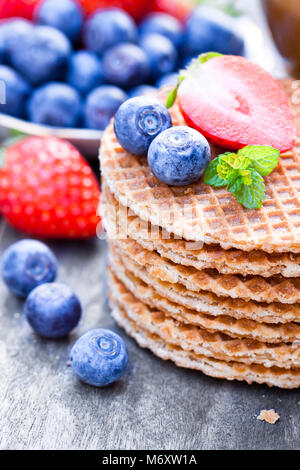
[100,79,300,253]
[101,182,300,277]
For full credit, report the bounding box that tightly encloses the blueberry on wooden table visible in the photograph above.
[1,239,57,298]
[24,283,81,339]
[70,329,128,387]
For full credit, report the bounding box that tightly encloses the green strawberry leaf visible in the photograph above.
[228,169,266,210]
[237,145,280,177]
[0,129,27,168]
[166,52,223,108]
[166,86,179,109]
[166,74,186,109]
[198,52,223,64]
[196,0,243,17]
[204,157,228,187]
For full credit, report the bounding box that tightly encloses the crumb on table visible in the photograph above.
[257,409,280,424]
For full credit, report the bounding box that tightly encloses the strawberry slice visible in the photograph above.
[177,55,296,152]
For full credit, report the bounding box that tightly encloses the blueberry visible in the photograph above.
[129,85,157,98]
[182,6,245,57]
[67,51,105,96]
[114,96,172,156]
[0,19,33,64]
[148,126,211,186]
[27,82,81,128]
[156,72,178,88]
[24,282,81,338]
[139,33,177,81]
[1,239,57,298]
[36,0,83,42]
[84,85,127,130]
[0,65,31,118]
[11,25,72,85]
[70,328,128,387]
[102,43,149,90]
[83,8,137,56]
[139,13,183,48]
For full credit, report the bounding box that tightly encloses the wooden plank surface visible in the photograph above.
[1,221,300,450]
[0,1,298,451]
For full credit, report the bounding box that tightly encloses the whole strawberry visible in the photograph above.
[153,0,194,22]
[0,136,101,238]
[78,0,153,21]
[0,0,40,19]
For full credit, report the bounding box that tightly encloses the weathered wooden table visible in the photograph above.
[0,1,298,452]
[1,218,300,450]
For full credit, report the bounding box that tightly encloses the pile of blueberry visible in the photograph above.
[1,239,128,387]
[114,96,211,186]
[0,0,244,130]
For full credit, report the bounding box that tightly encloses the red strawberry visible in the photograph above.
[0,0,40,19]
[78,0,153,21]
[153,0,195,22]
[0,136,101,239]
[177,55,296,152]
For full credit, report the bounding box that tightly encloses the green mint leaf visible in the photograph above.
[217,151,251,181]
[217,154,236,181]
[204,157,228,187]
[220,153,250,170]
[204,144,278,210]
[228,169,266,210]
[238,169,252,186]
[237,145,280,177]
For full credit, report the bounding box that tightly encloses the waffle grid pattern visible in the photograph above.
[101,182,300,277]
[102,79,300,388]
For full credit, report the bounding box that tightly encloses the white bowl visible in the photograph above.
[0,113,103,158]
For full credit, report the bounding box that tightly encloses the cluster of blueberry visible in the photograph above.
[1,239,128,387]
[114,96,211,186]
[0,0,244,130]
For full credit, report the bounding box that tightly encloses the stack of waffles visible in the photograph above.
[100,79,300,389]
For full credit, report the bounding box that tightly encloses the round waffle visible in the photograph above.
[111,302,300,389]
[109,273,300,369]
[108,243,300,324]
[101,182,300,278]
[108,265,300,344]
[100,79,300,253]
[111,237,300,304]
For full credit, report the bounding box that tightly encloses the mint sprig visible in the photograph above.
[166,52,223,109]
[237,145,279,176]
[204,145,279,209]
